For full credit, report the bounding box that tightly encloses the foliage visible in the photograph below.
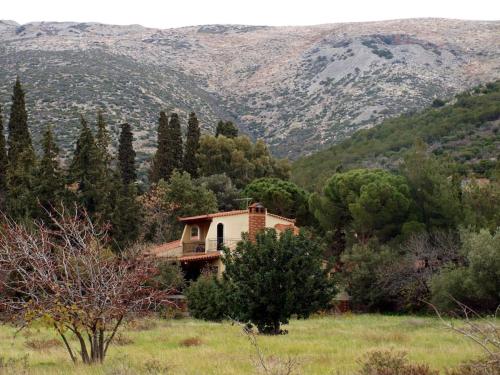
[34,126,66,221]
[197,135,290,188]
[223,229,335,334]
[0,105,7,207]
[215,120,238,138]
[196,173,242,211]
[430,229,500,313]
[401,142,462,231]
[184,112,201,178]
[7,77,33,167]
[185,273,230,321]
[149,111,170,183]
[339,243,397,312]
[95,110,112,167]
[243,178,312,226]
[139,171,217,243]
[150,261,185,293]
[110,181,141,251]
[357,350,439,375]
[462,180,500,232]
[310,169,411,245]
[118,122,137,185]
[292,81,500,190]
[0,208,170,365]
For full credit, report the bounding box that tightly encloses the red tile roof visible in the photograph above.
[274,223,300,234]
[178,210,295,223]
[178,210,248,222]
[180,251,221,262]
[148,240,181,256]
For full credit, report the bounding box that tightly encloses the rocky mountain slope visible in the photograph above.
[0,18,499,161]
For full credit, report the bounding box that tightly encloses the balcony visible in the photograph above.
[182,241,206,255]
[206,238,241,252]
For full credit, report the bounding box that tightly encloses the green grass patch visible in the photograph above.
[0,314,484,374]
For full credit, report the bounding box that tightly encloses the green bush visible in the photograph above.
[185,274,231,321]
[430,229,500,312]
[340,243,397,312]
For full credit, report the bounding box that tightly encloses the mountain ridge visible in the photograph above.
[0,18,499,164]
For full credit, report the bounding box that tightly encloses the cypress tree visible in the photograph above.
[69,116,102,216]
[150,111,169,183]
[0,106,7,208]
[35,125,65,220]
[6,147,37,221]
[95,110,111,167]
[167,112,183,175]
[184,112,200,177]
[118,122,136,185]
[111,182,140,252]
[7,77,33,165]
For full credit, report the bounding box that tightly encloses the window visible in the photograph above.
[190,225,200,240]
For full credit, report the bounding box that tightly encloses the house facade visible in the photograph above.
[148,203,298,280]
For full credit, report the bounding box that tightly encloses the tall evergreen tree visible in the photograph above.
[7,77,33,165]
[150,111,169,183]
[34,126,65,220]
[6,147,37,221]
[111,182,140,252]
[0,105,7,207]
[69,116,103,217]
[167,112,183,175]
[118,122,136,185]
[95,110,111,167]
[184,112,200,177]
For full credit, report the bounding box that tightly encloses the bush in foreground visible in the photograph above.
[223,229,335,334]
[358,350,438,375]
[185,273,231,321]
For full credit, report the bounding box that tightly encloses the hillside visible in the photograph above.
[0,18,499,160]
[291,81,500,190]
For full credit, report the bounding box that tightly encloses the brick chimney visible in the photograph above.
[248,202,266,242]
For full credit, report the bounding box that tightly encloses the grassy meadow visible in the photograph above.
[0,314,485,374]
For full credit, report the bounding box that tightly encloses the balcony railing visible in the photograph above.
[206,238,241,252]
[182,241,206,254]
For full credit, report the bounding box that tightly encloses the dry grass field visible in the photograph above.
[0,314,486,374]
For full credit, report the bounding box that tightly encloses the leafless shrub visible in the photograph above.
[0,207,173,365]
[242,324,300,375]
[357,350,438,375]
[24,338,61,351]
[112,333,134,346]
[430,300,499,375]
[379,230,461,310]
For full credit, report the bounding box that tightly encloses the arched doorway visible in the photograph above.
[217,223,224,250]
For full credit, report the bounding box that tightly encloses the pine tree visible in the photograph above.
[35,125,65,220]
[150,111,169,183]
[7,77,33,166]
[118,122,136,185]
[69,116,102,216]
[167,112,183,175]
[0,106,8,208]
[184,112,200,177]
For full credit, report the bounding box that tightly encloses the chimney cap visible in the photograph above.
[249,202,265,209]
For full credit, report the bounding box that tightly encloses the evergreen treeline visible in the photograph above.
[0,78,289,250]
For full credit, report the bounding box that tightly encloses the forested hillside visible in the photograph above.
[292,81,500,190]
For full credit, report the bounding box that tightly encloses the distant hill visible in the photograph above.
[0,18,499,162]
[291,82,500,191]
